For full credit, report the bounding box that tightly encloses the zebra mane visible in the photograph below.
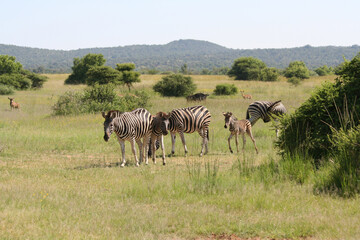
[105,110,123,118]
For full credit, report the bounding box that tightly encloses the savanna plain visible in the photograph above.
[1,74,359,240]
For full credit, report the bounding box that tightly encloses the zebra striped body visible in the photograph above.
[148,112,170,165]
[223,112,258,153]
[246,100,286,136]
[102,108,152,167]
[168,105,211,156]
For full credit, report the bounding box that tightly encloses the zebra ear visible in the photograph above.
[102,112,106,118]
[222,112,226,116]
[267,100,281,111]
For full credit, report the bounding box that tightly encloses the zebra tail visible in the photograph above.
[207,129,209,140]
[246,109,250,120]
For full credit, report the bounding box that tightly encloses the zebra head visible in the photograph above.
[153,112,170,135]
[102,111,117,142]
[222,112,233,129]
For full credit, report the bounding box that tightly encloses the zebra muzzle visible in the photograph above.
[104,134,109,142]
[224,125,227,129]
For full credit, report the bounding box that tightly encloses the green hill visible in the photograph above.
[0,39,359,73]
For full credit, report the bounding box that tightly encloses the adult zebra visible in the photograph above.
[168,105,211,156]
[246,100,287,137]
[102,108,152,167]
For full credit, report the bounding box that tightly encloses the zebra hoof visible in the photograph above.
[230,150,233,154]
[163,162,166,166]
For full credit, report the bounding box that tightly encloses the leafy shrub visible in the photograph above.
[287,76,302,86]
[277,53,360,160]
[153,74,196,97]
[228,57,266,80]
[213,84,238,95]
[21,70,48,88]
[314,65,334,76]
[259,67,279,81]
[0,73,32,90]
[284,61,310,80]
[85,66,122,86]
[53,84,150,115]
[0,84,15,95]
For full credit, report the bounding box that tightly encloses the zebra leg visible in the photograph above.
[118,139,126,167]
[199,128,207,157]
[160,135,166,165]
[178,131,188,156]
[151,135,157,164]
[247,129,259,154]
[170,132,176,155]
[235,132,240,153]
[136,138,144,165]
[242,133,246,152]
[129,138,139,167]
[228,134,233,153]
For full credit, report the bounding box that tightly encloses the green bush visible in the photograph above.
[213,84,238,95]
[153,74,196,97]
[52,84,150,115]
[284,61,310,80]
[0,84,15,95]
[259,67,279,81]
[228,57,266,80]
[0,73,32,90]
[277,53,360,160]
[22,70,48,88]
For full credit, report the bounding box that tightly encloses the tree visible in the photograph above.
[180,64,189,74]
[0,55,22,75]
[65,54,106,84]
[228,57,266,80]
[153,74,196,97]
[115,63,141,91]
[314,65,334,76]
[85,66,122,86]
[284,61,310,79]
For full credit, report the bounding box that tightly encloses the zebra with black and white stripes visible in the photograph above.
[168,105,211,156]
[102,108,152,167]
[148,112,170,165]
[246,100,287,136]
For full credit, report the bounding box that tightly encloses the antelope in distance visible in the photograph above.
[223,112,258,154]
[8,97,20,110]
[240,90,252,100]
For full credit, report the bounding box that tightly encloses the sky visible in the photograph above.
[1,0,359,50]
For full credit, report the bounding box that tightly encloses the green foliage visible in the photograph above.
[314,65,334,76]
[277,53,360,160]
[259,67,279,81]
[85,66,122,86]
[228,57,266,80]
[153,74,196,97]
[213,84,238,95]
[65,54,106,85]
[314,125,360,197]
[0,55,22,75]
[21,70,48,88]
[287,76,302,86]
[284,61,310,79]
[52,84,150,115]
[0,84,15,95]
[115,63,141,91]
[0,73,32,90]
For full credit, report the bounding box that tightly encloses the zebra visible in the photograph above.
[102,108,152,167]
[168,105,211,156]
[246,100,287,137]
[148,112,170,165]
[223,112,258,154]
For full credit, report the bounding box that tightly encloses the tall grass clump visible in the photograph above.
[0,84,15,95]
[185,158,220,194]
[277,53,360,161]
[53,83,150,115]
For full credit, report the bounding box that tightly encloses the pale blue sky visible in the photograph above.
[1,0,359,50]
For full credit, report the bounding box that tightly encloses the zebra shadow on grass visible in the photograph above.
[73,157,143,170]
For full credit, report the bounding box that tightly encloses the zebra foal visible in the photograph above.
[102,108,152,167]
[168,105,211,157]
[246,100,287,137]
[223,112,258,154]
[148,112,170,165]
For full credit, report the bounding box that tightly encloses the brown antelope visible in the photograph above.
[240,90,252,99]
[223,112,258,154]
[8,97,20,110]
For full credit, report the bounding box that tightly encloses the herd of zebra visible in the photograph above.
[102,101,286,167]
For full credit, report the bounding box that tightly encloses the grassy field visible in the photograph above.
[1,74,359,240]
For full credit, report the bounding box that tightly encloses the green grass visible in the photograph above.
[1,74,359,239]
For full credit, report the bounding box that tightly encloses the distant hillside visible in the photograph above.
[0,39,359,73]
